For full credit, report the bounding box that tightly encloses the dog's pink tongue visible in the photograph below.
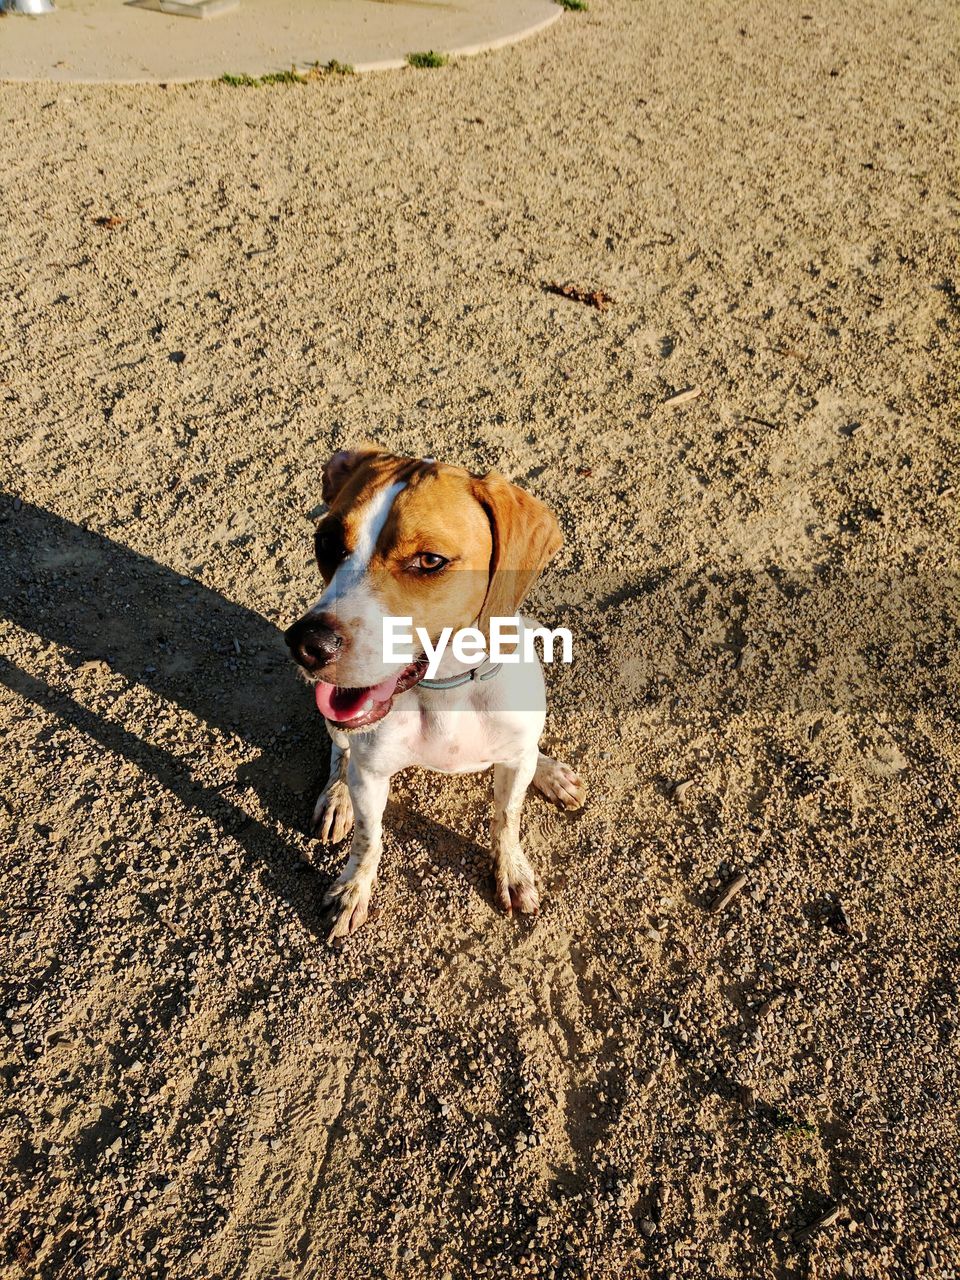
[314,672,402,723]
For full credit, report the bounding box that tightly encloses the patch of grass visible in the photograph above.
[318,59,355,76]
[219,61,354,87]
[771,1111,818,1140]
[406,50,448,69]
[259,69,307,85]
[556,0,588,10]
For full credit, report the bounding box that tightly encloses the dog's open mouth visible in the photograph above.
[312,659,427,730]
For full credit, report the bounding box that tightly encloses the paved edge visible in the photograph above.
[0,7,563,85]
[352,9,564,74]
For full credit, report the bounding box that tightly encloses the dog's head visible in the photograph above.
[284,447,562,730]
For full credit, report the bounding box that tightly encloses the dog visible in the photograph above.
[284,447,585,940]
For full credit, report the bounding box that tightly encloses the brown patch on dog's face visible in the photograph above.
[315,455,493,644]
[375,471,494,640]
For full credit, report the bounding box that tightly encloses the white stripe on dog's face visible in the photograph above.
[313,479,407,682]
[344,479,407,579]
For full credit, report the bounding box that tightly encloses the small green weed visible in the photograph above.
[319,59,355,76]
[259,69,306,85]
[772,1111,819,1140]
[220,61,354,87]
[406,50,448,69]
[556,0,588,10]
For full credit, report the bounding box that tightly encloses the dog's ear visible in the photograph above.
[321,445,381,504]
[472,471,563,630]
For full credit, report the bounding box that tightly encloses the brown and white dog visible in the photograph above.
[284,447,585,941]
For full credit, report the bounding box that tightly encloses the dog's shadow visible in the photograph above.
[0,493,488,939]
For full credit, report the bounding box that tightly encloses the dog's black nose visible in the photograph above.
[284,615,342,673]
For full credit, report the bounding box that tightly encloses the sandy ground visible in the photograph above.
[1,2,959,1277]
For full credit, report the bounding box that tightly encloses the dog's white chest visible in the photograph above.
[400,705,498,774]
[356,688,539,777]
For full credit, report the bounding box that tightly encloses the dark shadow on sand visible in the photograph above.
[0,494,493,938]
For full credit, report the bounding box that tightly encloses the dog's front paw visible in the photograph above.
[494,856,540,919]
[532,755,586,811]
[312,778,354,843]
[322,875,372,941]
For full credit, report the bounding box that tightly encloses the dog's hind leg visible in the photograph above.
[531,752,585,812]
[311,725,354,843]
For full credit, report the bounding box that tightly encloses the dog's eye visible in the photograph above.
[314,524,344,565]
[411,552,449,574]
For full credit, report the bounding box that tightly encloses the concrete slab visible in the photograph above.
[0,0,562,83]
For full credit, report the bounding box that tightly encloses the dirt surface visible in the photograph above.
[1,2,958,1277]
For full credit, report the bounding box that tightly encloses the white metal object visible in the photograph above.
[1,0,56,13]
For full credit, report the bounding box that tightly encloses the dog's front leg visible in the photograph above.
[312,726,354,843]
[492,748,540,917]
[321,763,389,942]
